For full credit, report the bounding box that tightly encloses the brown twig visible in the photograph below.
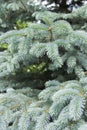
[84,71,87,75]
[48,26,53,41]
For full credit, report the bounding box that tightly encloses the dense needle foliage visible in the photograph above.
[0,1,87,130]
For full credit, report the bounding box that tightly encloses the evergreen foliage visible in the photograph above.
[0,0,45,31]
[0,1,87,130]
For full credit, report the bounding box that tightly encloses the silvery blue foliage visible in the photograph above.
[0,3,87,130]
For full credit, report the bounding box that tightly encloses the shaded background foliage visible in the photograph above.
[42,0,87,12]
